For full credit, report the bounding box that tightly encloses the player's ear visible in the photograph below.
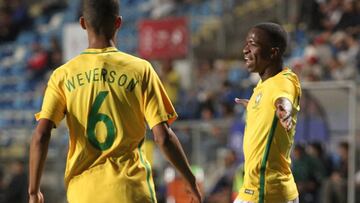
[79,16,86,30]
[115,16,122,30]
[270,47,280,60]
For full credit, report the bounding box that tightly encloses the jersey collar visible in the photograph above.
[81,47,119,54]
[256,68,291,88]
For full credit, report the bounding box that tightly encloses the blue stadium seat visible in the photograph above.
[34,16,48,27]
[10,63,26,75]
[16,31,37,46]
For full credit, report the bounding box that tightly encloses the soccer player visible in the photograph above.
[234,23,301,203]
[28,0,202,203]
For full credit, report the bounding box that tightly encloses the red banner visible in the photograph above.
[138,17,188,60]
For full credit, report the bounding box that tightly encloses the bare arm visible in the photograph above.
[28,119,54,203]
[235,97,249,108]
[275,97,293,131]
[152,122,202,203]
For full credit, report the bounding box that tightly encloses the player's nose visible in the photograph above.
[243,44,250,55]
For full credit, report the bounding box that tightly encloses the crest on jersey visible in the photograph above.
[253,92,262,108]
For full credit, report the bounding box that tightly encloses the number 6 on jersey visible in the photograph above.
[87,91,116,151]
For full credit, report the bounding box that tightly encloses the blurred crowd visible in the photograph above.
[290,0,360,81]
[203,141,360,203]
[0,0,66,43]
[158,0,360,120]
[0,160,27,203]
[0,0,31,43]
[157,59,251,121]
[0,0,359,117]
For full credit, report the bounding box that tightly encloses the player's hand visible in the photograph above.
[187,182,203,203]
[29,192,44,203]
[234,98,249,108]
[276,103,292,131]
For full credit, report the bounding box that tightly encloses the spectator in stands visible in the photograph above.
[357,46,360,75]
[0,7,17,43]
[292,144,317,203]
[307,142,332,177]
[195,60,221,96]
[300,42,324,81]
[231,163,245,201]
[193,60,223,119]
[198,98,216,120]
[295,0,324,31]
[140,0,176,19]
[41,0,67,21]
[334,1,360,32]
[226,62,252,100]
[0,0,31,43]
[311,32,333,67]
[295,91,330,142]
[175,89,199,119]
[26,40,49,81]
[4,159,28,203]
[305,142,329,202]
[159,59,180,106]
[328,32,359,80]
[206,149,239,203]
[219,80,237,118]
[9,0,31,31]
[321,0,344,31]
[0,167,5,203]
[356,170,360,202]
[321,142,349,203]
[46,36,62,70]
[227,115,245,163]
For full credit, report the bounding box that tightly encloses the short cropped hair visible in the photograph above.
[254,22,288,54]
[82,0,119,39]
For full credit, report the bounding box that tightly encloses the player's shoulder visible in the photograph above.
[47,62,68,78]
[117,51,151,67]
[275,68,302,95]
[280,68,297,78]
[47,59,72,78]
[278,68,300,84]
[46,55,82,80]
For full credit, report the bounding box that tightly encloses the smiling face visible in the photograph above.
[243,28,273,73]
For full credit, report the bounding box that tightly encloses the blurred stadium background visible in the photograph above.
[0,0,359,203]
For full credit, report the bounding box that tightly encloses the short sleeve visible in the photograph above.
[35,70,66,127]
[142,62,178,129]
[272,76,301,112]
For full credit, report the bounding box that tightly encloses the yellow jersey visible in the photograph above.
[236,68,301,203]
[36,47,177,203]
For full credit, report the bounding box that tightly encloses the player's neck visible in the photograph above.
[259,63,282,81]
[87,35,116,49]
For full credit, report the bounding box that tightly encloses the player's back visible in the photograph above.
[46,47,165,203]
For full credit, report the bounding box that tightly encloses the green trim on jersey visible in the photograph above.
[259,114,278,203]
[138,140,156,203]
[282,73,292,76]
[80,50,119,55]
